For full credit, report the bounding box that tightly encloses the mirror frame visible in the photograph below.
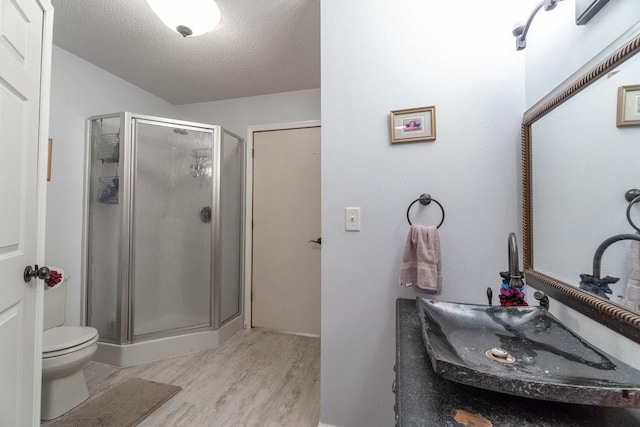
[522,24,640,344]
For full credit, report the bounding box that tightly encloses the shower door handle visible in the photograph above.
[308,237,321,245]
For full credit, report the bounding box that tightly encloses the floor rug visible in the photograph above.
[49,377,181,426]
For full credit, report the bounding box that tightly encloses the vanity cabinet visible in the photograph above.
[395,298,640,426]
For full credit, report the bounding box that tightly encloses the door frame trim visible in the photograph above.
[31,0,54,423]
[243,121,320,329]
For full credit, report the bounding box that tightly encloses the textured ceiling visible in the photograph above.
[51,0,320,104]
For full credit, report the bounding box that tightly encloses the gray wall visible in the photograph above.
[175,89,321,141]
[320,1,525,425]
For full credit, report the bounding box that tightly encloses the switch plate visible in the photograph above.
[345,207,361,231]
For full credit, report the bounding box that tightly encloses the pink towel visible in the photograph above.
[399,225,442,293]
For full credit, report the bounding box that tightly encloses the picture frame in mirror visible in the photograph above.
[617,84,640,127]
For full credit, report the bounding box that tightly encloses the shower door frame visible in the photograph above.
[217,128,246,325]
[129,116,219,342]
[82,112,132,345]
[83,112,245,345]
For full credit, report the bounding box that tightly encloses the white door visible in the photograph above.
[0,0,50,424]
[252,127,321,335]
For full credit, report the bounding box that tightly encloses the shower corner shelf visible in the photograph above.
[96,176,119,205]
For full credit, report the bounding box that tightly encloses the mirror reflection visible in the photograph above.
[531,51,640,313]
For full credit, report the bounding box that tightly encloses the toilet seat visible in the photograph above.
[43,326,99,359]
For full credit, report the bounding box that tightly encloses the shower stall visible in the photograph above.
[82,113,244,366]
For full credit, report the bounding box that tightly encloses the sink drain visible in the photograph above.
[485,348,516,364]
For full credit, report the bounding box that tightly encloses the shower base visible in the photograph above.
[92,315,243,367]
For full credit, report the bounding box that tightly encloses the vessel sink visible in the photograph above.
[417,297,640,407]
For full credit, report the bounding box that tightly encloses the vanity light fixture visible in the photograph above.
[512,0,565,51]
[146,0,221,37]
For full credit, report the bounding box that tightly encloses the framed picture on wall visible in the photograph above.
[617,84,640,127]
[390,106,436,143]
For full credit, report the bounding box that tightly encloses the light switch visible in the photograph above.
[345,207,361,231]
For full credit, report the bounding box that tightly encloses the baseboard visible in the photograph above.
[253,326,320,338]
[319,423,338,427]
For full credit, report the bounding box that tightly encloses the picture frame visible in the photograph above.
[390,106,436,143]
[616,84,640,127]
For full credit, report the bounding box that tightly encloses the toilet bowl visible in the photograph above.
[41,327,98,420]
[40,269,100,420]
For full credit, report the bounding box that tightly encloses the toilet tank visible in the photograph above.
[43,268,67,330]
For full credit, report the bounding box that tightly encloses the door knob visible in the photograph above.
[24,265,50,283]
[308,237,321,245]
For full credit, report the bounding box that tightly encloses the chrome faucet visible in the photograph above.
[508,232,523,288]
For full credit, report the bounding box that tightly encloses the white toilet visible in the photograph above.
[41,269,99,420]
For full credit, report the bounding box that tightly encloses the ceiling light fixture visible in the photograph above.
[146,0,221,37]
[512,0,565,51]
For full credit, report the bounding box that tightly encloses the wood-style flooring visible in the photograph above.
[59,329,320,426]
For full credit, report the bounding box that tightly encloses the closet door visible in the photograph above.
[252,126,321,335]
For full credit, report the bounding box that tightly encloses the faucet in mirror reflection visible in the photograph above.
[580,233,640,303]
[580,194,640,302]
[498,233,528,307]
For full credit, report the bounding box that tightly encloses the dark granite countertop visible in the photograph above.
[395,298,640,427]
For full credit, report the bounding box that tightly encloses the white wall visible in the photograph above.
[321,1,525,425]
[175,89,321,140]
[525,0,640,108]
[524,0,640,369]
[46,46,177,326]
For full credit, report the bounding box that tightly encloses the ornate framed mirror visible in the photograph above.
[523,23,640,343]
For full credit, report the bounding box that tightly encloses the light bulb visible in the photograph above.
[146,0,221,37]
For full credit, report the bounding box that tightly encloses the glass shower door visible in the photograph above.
[131,120,214,338]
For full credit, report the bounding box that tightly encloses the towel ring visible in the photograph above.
[406,193,445,228]
[626,193,640,232]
